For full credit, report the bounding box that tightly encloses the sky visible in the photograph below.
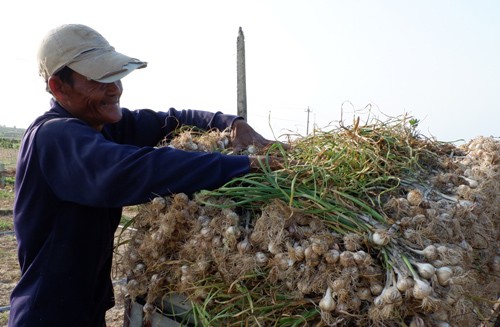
[1,0,499,143]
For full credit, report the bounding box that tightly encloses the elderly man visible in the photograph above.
[9,24,279,327]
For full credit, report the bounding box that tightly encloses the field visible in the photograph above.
[0,144,134,326]
[0,148,17,172]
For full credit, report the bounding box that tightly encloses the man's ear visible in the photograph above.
[47,76,66,100]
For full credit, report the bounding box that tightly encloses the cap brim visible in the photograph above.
[68,49,147,83]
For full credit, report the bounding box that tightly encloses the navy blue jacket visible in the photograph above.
[9,99,250,326]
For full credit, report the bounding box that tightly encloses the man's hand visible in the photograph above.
[230,119,287,153]
[248,155,284,172]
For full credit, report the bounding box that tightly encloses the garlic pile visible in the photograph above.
[120,129,500,326]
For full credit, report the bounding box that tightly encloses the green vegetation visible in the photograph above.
[0,126,17,232]
[0,138,20,149]
[0,218,13,231]
[0,125,25,141]
[0,188,14,200]
[0,126,21,170]
[0,311,9,325]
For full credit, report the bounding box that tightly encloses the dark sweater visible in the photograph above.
[9,99,249,326]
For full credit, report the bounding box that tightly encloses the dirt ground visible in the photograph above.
[0,183,137,327]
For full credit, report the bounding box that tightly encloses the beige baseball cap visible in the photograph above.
[38,24,147,83]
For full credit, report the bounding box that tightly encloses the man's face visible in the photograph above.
[56,71,123,130]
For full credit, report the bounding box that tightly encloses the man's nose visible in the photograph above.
[105,80,123,94]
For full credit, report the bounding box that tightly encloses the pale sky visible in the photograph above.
[1,0,499,143]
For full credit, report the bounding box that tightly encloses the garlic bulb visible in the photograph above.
[211,236,222,247]
[407,189,424,206]
[409,315,425,327]
[370,283,384,296]
[415,262,436,279]
[462,176,478,188]
[396,275,414,292]
[274,253,291,271]
[355,250,373,266]
[422,245,438,261]
[133,263,145,275]
[143,302,155,314]
[237,237,251,254]
[381,286,402,304]
[268,241,281,255]
[255,252,268,266]
[492,256,500,272]
[339,251,356,267]
[412,278,432,299]
[373,295,384,307]
[151,196,167,211]
[294,245,305,261]
[225,226,241,238]
[311,239,328,256]
[319,287,336,312]
[371,231,390,246]
[331,279,347,293]
[304,246,314,261]
[324,249,340,264]
[200,226,213,240]
[436,266,452,286]
[357,288,372,300]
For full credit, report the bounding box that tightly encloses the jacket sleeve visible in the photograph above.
[35,118,250,207]
[106,107,242,146]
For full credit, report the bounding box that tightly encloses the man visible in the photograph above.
[9,24,279,326]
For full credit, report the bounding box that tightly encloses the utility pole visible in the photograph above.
[305,106,312,135]
[237,27,247,120]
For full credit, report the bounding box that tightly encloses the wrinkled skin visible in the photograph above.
[230,119,276,152]
[48,71,123,131]
[230,119,290,171]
